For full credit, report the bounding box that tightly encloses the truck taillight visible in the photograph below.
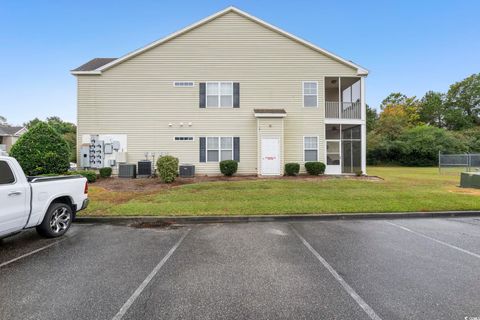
[84,182,88,194]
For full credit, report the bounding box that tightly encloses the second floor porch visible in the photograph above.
[325,77,363,120]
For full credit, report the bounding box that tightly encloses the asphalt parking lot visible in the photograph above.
[1,217,480,320]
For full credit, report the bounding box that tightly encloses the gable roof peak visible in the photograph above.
[71,6,368,76]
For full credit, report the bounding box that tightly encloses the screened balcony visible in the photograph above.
[325,77,362,119]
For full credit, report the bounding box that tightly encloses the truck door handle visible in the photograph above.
[8,191,22,196]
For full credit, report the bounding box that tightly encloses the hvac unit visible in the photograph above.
[118,164,136,178]
[179,164,195,178]
[137,161,152,177]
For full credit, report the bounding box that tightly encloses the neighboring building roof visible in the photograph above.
[72,58,117,72]
[71,7,368,76]
[0,125,25,136]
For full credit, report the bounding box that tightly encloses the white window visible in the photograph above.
[174,136,194,141]
[220,137,233,160]
[206,82,233,108]
[303,82,318,107]
[304,136,318,161]
[173,81,194,87]
[206,137,233,162]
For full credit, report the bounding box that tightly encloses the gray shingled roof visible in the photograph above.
[72,58,117,72]
[0,125,24,136]
[254,109,286,114]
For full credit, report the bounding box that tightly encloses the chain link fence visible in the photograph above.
[439,152,480,174]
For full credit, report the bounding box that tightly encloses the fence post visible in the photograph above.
[438,150,441,174]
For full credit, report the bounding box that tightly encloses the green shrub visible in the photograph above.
[157,155,179,183]
[305,162,326,175]
[284,163,300,176]
[99,167,112,178]
[10,122,70,175]
[219,160,238,176]
[76,170,97,183]
[368,125,468,166]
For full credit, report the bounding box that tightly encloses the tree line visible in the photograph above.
[367,73,480,166]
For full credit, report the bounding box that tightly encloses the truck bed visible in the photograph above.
[27,175,83,183]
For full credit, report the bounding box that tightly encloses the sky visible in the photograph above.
[1,0,479,125]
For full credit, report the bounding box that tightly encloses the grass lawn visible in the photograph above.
[81,167,479,216]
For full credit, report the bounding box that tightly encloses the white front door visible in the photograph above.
[261,138,280,175]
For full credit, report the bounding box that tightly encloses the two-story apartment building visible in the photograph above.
[72,7,368,176]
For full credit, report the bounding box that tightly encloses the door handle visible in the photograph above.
[8,191,22,196]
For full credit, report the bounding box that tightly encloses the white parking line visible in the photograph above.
[385,221,480,259]
[291,226,383,320]
[111,228,191,320]
[0,238,67,268]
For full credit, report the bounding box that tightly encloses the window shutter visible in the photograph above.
[233,137,240,162]
[233,83,240,108]
[199,137,206,162]
[199,83,206,108]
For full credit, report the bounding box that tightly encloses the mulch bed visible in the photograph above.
[93,174,382,193]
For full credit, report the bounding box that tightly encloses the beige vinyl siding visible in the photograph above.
[77,11,359,175]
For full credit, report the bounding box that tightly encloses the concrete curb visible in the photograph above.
[74,211,480,225]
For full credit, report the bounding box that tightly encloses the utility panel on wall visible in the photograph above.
[81,134,127,169]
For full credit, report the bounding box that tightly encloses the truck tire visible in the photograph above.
[36,202,73,238]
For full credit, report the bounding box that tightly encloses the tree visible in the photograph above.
[9,122,70,175]
[380,93,409,110]
[445,73,480,129]
[24,117,77,162]
[380,92,422,127]
[366,105,378,132]
[375,104,410,139]
[0,115,6,124]
[418,91,445,127]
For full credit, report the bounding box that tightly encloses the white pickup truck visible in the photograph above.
[0,156,89,239]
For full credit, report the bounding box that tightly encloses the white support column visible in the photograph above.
[360,76,367,174]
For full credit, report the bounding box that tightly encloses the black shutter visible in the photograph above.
[199,83,206,108]
[233,83,240,108]
[233,137,240,162]
[199,137,206,162]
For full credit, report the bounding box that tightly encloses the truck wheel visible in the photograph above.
[36,203,73,238]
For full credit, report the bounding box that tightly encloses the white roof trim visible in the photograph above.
[71,70,102,75]
[254,113,287,118]
[78,6,368,75]
[14,127,27,136]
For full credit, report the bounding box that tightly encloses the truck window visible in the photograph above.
[0,161,15,184]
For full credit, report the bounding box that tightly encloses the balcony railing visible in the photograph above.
[325,101,361,119]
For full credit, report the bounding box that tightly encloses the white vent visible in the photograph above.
[173,81,194,87]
